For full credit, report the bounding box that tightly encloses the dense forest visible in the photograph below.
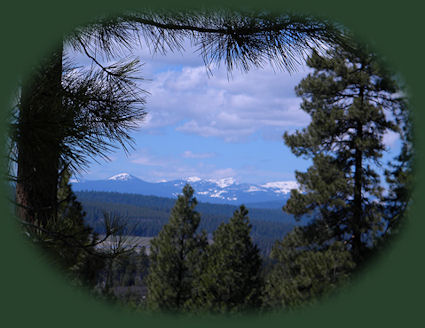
[76,191,297,255]
[8,10,412,315]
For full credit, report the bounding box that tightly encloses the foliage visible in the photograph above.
[72,9,348,74]
[195,205,263,314]
[96,247,149,305]
[22,168,105,287]
[283,44,408,263]
[263,227,355,310]
[146,185,208,312]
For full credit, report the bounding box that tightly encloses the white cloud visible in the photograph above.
[138,60,311,141]
[176,121,257,142]
[67,37,311,142]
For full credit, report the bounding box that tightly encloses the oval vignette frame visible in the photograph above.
[0,0,423,327]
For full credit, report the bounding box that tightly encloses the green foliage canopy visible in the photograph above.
[146,184,208,312]
[283,44,407,263]
[196,205,263,314]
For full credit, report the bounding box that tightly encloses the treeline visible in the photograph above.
[100,184,353,313]
[75,191,295,255]
[75,191,296,222]
[42,182,356,313]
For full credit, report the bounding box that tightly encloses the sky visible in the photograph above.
[69,40,401,185]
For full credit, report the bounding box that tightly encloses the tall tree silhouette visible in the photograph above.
[196,205,262,314]
[283,44,408,263]
[146,184,207,312]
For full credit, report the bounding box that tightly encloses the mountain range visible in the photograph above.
[71,173,299,207]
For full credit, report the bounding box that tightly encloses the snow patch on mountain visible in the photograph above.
[210,190,227,198]
[246,185,263,192]
[108,173,136,181]
[260,181,299,194]
[207,177,236,188]
[197,191,209,195]
[186,176,202,183]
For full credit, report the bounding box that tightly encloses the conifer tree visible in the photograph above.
[263,227,354,310]
[283,44,406,264]
[23,167,144,291]
[25,166,105,287]
[146,184,207,312]
[196,205,262,314]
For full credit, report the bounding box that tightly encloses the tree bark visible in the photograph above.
[16,44,63,226]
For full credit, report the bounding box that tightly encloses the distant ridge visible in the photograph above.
[71,173,299,207]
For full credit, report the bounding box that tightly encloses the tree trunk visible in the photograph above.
[352,86,364,263]
[16,44,63,226]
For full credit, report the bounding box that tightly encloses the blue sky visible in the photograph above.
[69,40,401,184]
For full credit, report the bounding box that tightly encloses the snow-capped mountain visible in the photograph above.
[71,173,299,207]
[107,173,137,181]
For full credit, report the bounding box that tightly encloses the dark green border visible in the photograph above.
[1,0,423,327]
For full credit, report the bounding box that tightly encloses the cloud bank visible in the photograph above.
[138,57,311,142]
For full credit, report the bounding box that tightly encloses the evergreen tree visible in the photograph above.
[13,44,145,226]
[23,167,146,292]
[196,205,262,314]
[283,44,406,264]
[24,167,105,287]
[146,184,207,312]
[263,227,354,310]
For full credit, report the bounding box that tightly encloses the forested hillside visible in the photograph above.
[76,191,296,255]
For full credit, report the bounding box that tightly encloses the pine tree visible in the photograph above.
[196,205,262,314]
[25,166,105,287]
[13,44,145,226]
[283,44,406,264]
[15,47,64,225]
[263,227,355,310]
[146,184,207,312]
